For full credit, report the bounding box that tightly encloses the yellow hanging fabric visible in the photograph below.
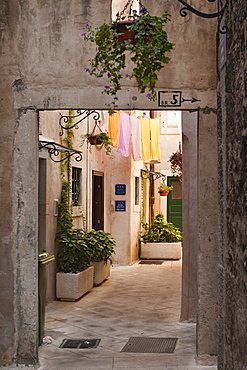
[150,118,160,160]
[108,110,120,147]
[140,118,151,162]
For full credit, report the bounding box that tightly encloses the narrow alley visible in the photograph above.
[38,261,216,370]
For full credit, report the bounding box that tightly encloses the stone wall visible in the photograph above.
[217,1,247,368]
[0,0,219,366]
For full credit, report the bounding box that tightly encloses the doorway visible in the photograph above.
[92,171,104,230]
[167,176,182,231]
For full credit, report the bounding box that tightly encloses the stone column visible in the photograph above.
[180,110,198,322]
[13,108,39,365]
[197,108,219,364]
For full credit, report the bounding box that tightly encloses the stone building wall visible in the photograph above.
[217,1,247,368]
[0,0,219,366]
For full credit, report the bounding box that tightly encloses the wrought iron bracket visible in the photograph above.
[59,110,100,136]
[177,0,227,34]
[141,169,166,182]
[39,140,82,163]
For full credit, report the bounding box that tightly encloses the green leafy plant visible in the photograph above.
[82,9,174,110]
[158,183,173,193]
[56,229,92,273]
[141,213,182,243]
[82,229,116,263]
[56,182,91,273]
[57,181,73,234]
[81,132,112,155]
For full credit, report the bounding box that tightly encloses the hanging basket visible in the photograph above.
[159,191,169,196]
[116,21,137,46]
[87,135,103,146]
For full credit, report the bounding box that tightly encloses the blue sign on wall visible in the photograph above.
[115,200,126,212]
[115,184,126,195]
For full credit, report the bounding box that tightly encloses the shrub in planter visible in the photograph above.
[56,229,92,273]
[141,213,182,243]
[82,229,116,285]
[140,214,182,259]
[82,229,116,263]
[56,229,94,301]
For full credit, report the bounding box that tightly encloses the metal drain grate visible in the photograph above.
[121,337,178,353]
[139,260,165,265]
[59,339,100,349]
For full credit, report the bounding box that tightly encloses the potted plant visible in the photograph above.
[81,132,112,155]
[82,8,174,110]
[158,183,173,196]
[140,213,182,259]
[56,229,94,301]
[55,182,94,301]
[82,229,116,286]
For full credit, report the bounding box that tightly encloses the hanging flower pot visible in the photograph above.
[158,184,173,196]
[87,135,103,146]
[81,131,112,155]
[82,6,174,111]
[159,191,169,196]
[116,20,137,46]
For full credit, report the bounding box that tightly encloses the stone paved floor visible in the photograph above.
[38,260,217,370]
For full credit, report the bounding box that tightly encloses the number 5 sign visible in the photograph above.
[158,91,182,107]
[158,91,200,107]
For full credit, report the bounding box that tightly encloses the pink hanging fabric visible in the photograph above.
[117,112,131,157]
[130,115,142,161]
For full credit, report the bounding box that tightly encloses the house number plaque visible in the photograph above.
[158,91,200,107]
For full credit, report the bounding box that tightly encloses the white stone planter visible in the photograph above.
[56,266,94,301]
[140,242,182,260]
[92,260,111,286]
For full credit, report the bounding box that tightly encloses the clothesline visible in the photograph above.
[108,111,160,162]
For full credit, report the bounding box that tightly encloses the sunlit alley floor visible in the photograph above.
[38,260,217,370]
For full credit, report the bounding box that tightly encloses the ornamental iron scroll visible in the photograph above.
[141,169,166,182]
[39,140,83,163]
[177,0,228,34]
[59,110,100,136]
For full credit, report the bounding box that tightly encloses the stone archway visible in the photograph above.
[0,0,219,366]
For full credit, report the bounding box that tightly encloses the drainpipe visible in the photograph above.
[85,116,90,231]
[149,163,155,223]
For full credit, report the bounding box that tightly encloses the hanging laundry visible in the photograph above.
[140,118,151,163]
[150,118,160,161]
[130,116,142,161]
[117,112,131,157]
[108,110,120,147]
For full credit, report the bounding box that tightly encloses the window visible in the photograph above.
[134,176,140,205]
[72,167,81,206]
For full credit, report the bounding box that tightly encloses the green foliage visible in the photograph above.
[83,10,174,110]
[57,181,73,234]
[60,110,75,176]
[56,229,92,273]
[158,183,173,193]
[82,229,116,262]
[141,213,182,243]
